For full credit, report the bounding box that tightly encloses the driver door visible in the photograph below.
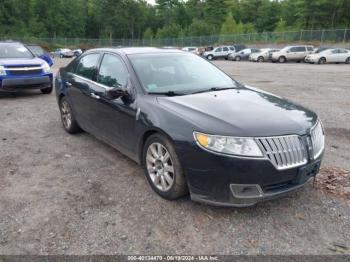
[88,53,138,155]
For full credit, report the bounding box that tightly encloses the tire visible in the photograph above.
[346,57,350,64]
[207,55,213,60]
[41,86,53,94]
[59,96,82,134]
[318,57,326,64]
[257,56,264,62]
[235,56,241,61]
[60,54,63,58]
[278,56,286,63]
[143,133,188,200]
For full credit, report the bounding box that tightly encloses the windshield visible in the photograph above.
[129,53,236,94]
[27,45,45,56]
[0,43,34,59]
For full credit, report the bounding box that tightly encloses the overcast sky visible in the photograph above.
[146,0,156,5]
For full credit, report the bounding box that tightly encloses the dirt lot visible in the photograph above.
[0,58,349,255]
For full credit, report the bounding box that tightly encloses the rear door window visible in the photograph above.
[75,53,100,80]
[295,46,306,52]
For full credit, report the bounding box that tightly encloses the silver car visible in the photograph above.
[249,48,280,62]
[50,48,74,58]
[271,45,314,63]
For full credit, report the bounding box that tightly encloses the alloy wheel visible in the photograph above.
[60,100,72,129]
[346,57,350,64]
[146,142,175,192]
[319,57,326,64]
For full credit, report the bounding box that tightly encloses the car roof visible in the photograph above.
[0,41,23,45]
[86,47,183,55]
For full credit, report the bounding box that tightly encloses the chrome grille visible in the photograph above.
[256,135,307,170]
[310,121,325,159]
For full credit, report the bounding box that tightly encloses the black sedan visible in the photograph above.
[55,47,325,207]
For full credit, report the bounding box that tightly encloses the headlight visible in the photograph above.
[0,66,6,76]
[42,62,51,73]
[194,132,263,157]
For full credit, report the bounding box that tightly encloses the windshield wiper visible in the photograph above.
[190,87,236,95]
[148,91,187,96]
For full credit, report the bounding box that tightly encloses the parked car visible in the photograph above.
[271,45,314,63]
[72,49,83,57]
[0,41,53,94]
[26,44,53,67]
[230,44,246,53]
[312,47,331,54]
[249,48,280,62]
[182,47,199,54]
[51,48,74,58]
[55,47,325,207]
[228,48,261,61]
[203,46,235,60]
[305,48,350,64]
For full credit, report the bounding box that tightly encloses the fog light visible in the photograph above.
[230,184,264,199]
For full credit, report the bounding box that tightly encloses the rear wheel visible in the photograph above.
[59,97,82,134]
[278,56,286,63]
[41,86,53,94]
[346,57,350,64]
[143,134,188,200]
[235,56,241,61]
[318,57,326,64]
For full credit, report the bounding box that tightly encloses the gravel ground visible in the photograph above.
[0,58,349,255]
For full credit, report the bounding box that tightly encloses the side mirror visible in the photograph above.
[105,86,129,100]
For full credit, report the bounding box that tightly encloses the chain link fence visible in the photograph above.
[2,29,349,48]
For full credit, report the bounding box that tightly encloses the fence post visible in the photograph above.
[299,30,303,42]
[321,29,325,43]
[343,28,347,42]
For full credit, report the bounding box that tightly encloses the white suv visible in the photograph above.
[271,45,314,63]
[203,46,235,60]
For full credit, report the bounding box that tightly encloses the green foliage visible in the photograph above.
[156,24,182,38]
[187,19,215,36]
[143,28,154,40]
[0,0,349,40]
[220,12,238,35]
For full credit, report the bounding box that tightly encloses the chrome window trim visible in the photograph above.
[5,66,43,71]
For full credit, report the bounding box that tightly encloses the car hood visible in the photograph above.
[0,57,45,67]
[157,87,317,137]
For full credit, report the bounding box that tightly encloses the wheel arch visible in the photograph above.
[138,128,176,165]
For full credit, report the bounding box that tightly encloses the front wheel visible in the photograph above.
[235,56,241,61]
[257,56,264,62]
[59,97,82,134]
[207,55,213,60]
[346,57,350,64]
[318,57,326,64]
[143,134,188,200]
[278,56,286,63]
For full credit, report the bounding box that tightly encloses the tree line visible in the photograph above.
[0,0,349,40]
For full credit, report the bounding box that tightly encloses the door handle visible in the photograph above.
[90,93,100,100]
[66,81,72,87]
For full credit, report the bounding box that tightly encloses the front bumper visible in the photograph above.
[0,75,53,92]
[305,57,318,63]
[176,142,322,207]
